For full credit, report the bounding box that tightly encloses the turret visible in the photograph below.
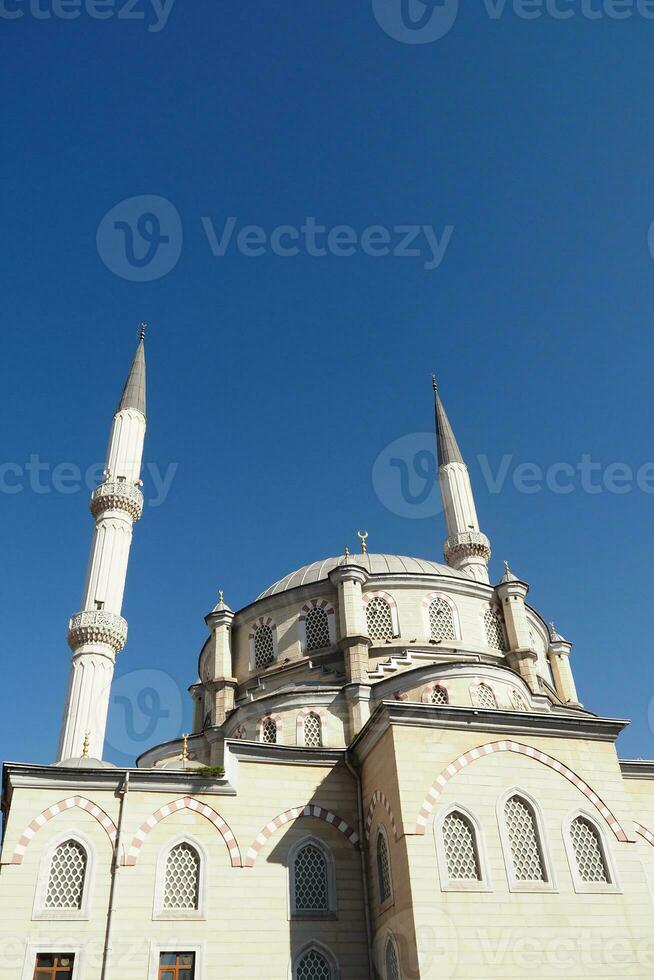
[433,378,491,583]
[57,328,148,762]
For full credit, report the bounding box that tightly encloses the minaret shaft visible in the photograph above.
[57,341,146,762]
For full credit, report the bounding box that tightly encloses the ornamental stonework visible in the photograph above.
[67,609,128,653]
[90,480,143,522]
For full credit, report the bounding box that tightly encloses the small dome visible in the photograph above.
[257,553,466,599]
[55,757,116,769]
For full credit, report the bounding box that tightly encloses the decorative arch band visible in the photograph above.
[634,822,654,847]
[244,804,359,867]
[415,740,629,842]
[11,796,117,865]
[364,790,399,840]
[126,796,241,867]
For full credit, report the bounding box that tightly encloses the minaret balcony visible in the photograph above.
[445,530,491,564]
[90,480,144,521]
[67,609,128,654]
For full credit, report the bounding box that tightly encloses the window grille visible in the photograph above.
[158,952,195,979]
[430,685,448,705]
[305,607,330,651]
[384,938,401,980]
[45,840,87,910]
[304,712,322,747]
[295,949,332,980]
[376,831,392,903]
[504,796,545,881]
[484,608,506,651]
[510,689,528,711]
[294,844,328,911]
[163,843,200,910]
[254,624,275,668]
[261,718,277,744]
[429,598,455,641]
[33,954,75,979]
[472,683,497,709]
[570,817,609,883]
[443,812,481,880]
[366,597,394,640]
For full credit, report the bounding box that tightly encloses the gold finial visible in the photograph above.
[81,731,90,759]
[550,621,557,635]
[504,560,511,575]
[357,530,368,554]
[344,546,350,559]
[139,321,147,341]
[218,589,224,605]
[180,733,190,763]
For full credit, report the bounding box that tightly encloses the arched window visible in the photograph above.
[569,816,609,883]
[503,795,545,882]
[295,947,333,980]
[305,607,331,651]
[376,828,392,905]
[428,597,456,641]
[484,608,507,651]
[472,683,497,709]
[45,840,87,910]
[290,838,335,915]
[261,717,278,744]
[366,597,395,641]
[384,935,401,980]
[430,685,449,705]
[304,711,322,747]
[442,811,480,881]
[254,624,275,668]
[510,689,528,712]
[163,842,200,911]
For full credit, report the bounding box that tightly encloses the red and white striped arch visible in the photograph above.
[362,590,399,637]
[364,789,400,841]
[244,804,359,867]
[125,796,241,867]
[296,706,328,746]
[11,796,117,865]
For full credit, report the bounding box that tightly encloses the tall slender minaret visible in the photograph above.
[57,329,147,762]
[433,378,491,584]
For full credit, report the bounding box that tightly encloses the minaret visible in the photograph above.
[57,329,147,762]
[433,378,491,583]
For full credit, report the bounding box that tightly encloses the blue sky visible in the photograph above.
[2,0,654,765]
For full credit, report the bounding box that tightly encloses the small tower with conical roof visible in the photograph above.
[433,378,491,583]
[57,331,147,762]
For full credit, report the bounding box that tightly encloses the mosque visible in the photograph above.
[2,333,654,980]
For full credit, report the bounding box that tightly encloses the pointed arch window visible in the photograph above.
[472,683,497,709]
[384,935,401,980]
[570,816,609,883]
[484,608,507,651]
[366,597,395,641]
[503,795,546,883]
[44,840,87,911]
[254,624,275,668]
[376,827,393,906]
[442,811,481,881]
[510,689,528,712]
[163,843,200,911]
[261,717,278,744]
[430,685,449,705]
[294,947,334,980]
[305,606,331,651]
[304,711,322,747]
[290,837,336,917]
[428,597,456,641]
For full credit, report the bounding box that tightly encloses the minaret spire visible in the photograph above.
[57,332,148,762]
[433,378,491,583]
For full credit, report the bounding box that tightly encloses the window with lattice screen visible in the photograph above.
[472,683,497,709]
[295,948,332,980]
[254,624,275,668]
[384,937,401,980]
[484,608,506,651]
[430,685,448,705]
[305,607,330,651]
[304,712,322,747]
[366,597,394,640]
[293,843,329,912]
[45,840,87,910]
[429,597,455,641]
[510,689,528,712]
[504,796,545,882]
[442,812,481,881]
[261,718,277,744]
[570,817,609,883]
[163,843,200,910]
[376,829,392,904]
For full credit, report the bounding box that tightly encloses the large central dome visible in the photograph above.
[257,553,467,599]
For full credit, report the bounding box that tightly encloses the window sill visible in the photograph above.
[440,880,492,893]
[376,896,394,917]
[32,910,89,921]
[291,911,338,921]
[507,881,558,894]
[571,882,621,895]
[153,911,207,921]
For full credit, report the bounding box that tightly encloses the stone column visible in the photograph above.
[495,570,539,692]
[329,563,372,734]
[203,601,238,727]
[548,630,580,705]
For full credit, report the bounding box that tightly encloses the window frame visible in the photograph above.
[482,605,507,652]
[562,809,620,894]
[382,931,402,980]
[248,617,278,671]
[497,787,557,893]
[363,592,400,641]
[470,681,498,710]
[423,592,459,643]
[148,942,204,980]
[153,835,207,921]
[374,824,394,914]
[32,831,95,921]
[299,600,336,653]
[288,835,337,920]
[22,945,84,980]
[434,803,492,893]
[290,940,340,980]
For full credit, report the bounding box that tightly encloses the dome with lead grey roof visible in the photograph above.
[257,553,467,599]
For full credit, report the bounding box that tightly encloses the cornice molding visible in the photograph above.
[2,762,237,798]
[619,760,654,778]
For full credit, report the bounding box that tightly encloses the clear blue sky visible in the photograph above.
[2,1,654,765]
